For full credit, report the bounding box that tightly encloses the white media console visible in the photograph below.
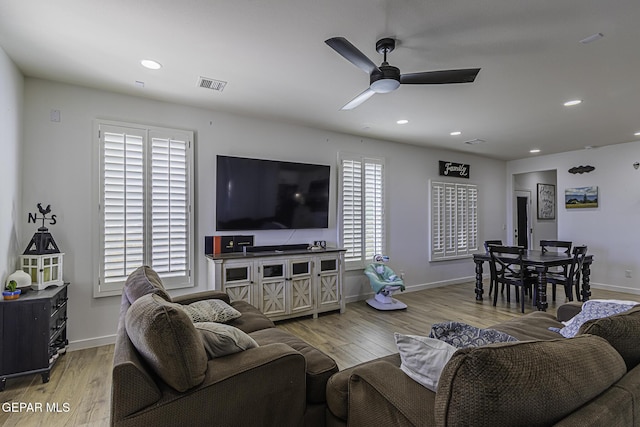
[205,247,346,321]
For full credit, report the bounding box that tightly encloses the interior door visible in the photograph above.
[514,191,532,249]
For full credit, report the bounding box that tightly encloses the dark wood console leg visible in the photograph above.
[0,377,6,391]
[474,260,484,301]
[41,371,50,384]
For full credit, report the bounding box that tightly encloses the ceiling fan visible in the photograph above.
[325,36,480,110]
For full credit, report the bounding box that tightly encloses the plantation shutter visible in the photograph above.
[150,132,190,282]
[364,162,384,261]
[96,121,193,296]
[101,126,146,285]
[340,156,385,269]
[341,159,363,264]
[430,181,478,260]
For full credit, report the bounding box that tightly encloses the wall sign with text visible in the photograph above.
[439,161,470,179]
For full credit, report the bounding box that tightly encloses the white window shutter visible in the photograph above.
[430,181,478,260]
[150,132,190,284]
[364,162,384,261]
[340,156,385,269]
[96,121,194,296]
[101,126,146,286]
[341,159,363,264]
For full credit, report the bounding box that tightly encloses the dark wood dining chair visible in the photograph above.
[545,245,588,302]
[483,240,503,296]
[540,240,573,301]
[489,245,535,313]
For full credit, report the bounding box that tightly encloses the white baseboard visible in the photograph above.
[67,334,116,352]
[588,282,640,296]
[344,276,476,304]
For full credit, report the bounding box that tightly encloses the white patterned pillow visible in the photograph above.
[179,299,242,323]
[559,300,636,338]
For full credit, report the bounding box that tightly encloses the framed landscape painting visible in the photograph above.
[537,183,556,219]
[565,186,598,209]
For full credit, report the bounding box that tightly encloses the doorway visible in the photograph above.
[514,190,532,249]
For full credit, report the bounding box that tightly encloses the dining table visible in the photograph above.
[472,249,594,311]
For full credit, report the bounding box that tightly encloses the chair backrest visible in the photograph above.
[540,240,572,254]
[566,245,588,286]
[483,240,503,252]
[489,245,525,282]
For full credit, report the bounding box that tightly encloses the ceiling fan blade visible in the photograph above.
[400,68,481,85]
[325,37,380,75]
[341,88,376,110]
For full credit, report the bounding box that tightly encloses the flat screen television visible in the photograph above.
[216,155,330,231]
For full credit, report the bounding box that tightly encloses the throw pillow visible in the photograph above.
[429,321,518,348]
[558,300,637,338]
[195,322,258,359]
[124,265,171,304]
[394,333,457,392]
[179,299,242,323]
[125,293,207,392]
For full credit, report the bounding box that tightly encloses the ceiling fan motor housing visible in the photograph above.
[370,64,401,93]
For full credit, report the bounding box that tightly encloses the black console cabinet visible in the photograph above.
[0,283,69,391]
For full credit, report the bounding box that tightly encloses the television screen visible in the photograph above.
[216,155,330,231]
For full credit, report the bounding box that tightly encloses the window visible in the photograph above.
[94,120,194,296]
[430,181,478,260]
[339,155,385,269]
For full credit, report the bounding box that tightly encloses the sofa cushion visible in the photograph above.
[435,335,627,427]
[578,304,640,370]
[125,293,207,392]
[194,322,258,358]
[124,266,171,304]
[559,300,637,338]
[179,299,242,323]
[250,327,338,404]
[226,300,276,333]
[394,333,456,392]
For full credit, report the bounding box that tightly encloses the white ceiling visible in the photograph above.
[2,0,639,160]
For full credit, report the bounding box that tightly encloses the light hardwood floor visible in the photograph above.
[1,283,637,426]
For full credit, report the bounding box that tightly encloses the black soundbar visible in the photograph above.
[245,244,310,253]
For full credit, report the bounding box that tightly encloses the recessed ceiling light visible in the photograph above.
[564,99,582,107]
[140,59,162,70]
[634,132,640,137]
[450,131,462,136]
[396,119,409,125]
[530,149,541,154]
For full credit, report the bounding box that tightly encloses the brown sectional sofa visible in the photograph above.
[111,266,338,427]
[326,303,640,426]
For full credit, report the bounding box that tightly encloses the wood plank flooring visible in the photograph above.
[1,283,636,426]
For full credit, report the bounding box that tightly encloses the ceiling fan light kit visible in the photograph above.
[325,36,480,110]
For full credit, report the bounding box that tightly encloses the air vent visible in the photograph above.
[198,77,227,92]
[464,138,486,145]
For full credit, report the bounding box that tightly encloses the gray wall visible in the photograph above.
[21,77,507,349]
[0,47,23,288]
[508,144,640,295]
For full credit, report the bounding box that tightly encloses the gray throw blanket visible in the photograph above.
[429,321,518,349]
